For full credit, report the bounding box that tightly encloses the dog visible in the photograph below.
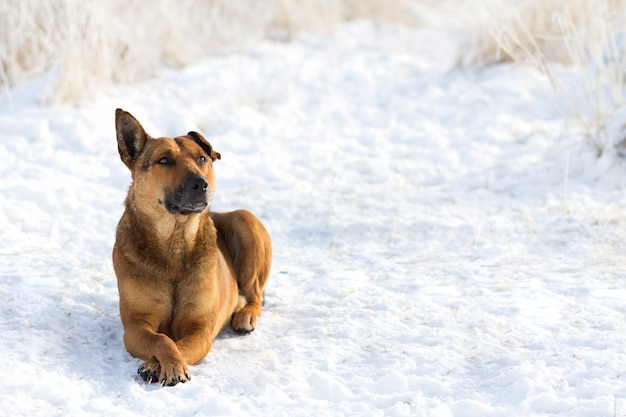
[112,109,271,386]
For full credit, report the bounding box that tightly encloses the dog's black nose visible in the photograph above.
[185,175,208,192]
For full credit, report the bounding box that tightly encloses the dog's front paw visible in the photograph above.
[139,358,190,386]
[159,359,191,386]
[138,359,160,384]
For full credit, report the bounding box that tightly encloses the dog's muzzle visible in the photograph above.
[165,175,210,215]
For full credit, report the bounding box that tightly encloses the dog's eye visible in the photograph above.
[198,155,207,165]
[157,157,173,165]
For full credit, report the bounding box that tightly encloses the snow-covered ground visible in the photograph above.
[1,21,626,417]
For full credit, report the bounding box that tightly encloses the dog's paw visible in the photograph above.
[159,360,191,386]
[138,359,190,386]
[231,306,258,334]
[138,359,160,384]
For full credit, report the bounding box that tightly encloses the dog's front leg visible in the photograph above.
[171,310,214,366]
[123,323,190,386]
[174,334,213,366]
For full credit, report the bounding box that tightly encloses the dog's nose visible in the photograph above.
[185,175,208,192]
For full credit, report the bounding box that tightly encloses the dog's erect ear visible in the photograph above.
[187,131,221,162]
[115,109,150,169]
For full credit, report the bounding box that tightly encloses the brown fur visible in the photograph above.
[112,109,271,386]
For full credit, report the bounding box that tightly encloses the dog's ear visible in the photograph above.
[115,109,149,169]
[187,131,221,162]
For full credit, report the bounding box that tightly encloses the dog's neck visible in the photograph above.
[155,213,203,251]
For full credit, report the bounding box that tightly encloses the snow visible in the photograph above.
[1,21,626,417]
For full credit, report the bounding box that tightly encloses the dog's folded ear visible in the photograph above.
[115,109,149,169]
[187,131,221,162]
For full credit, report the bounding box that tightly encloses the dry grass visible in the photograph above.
[0,0,422,104]
[3,0,626,154]
[463,0,621,65]
[461,0,626,154]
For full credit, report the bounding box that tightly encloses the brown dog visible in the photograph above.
[112,109,271,386]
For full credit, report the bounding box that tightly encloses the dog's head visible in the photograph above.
[115,109,221,216]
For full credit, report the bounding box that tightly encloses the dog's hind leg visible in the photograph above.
[214,210,271,333]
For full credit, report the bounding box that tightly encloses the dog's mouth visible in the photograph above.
[165,201,209,215]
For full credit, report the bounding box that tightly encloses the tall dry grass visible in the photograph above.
[2,0,626,155]
[461,0,626,155]
[0,0,422,104]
